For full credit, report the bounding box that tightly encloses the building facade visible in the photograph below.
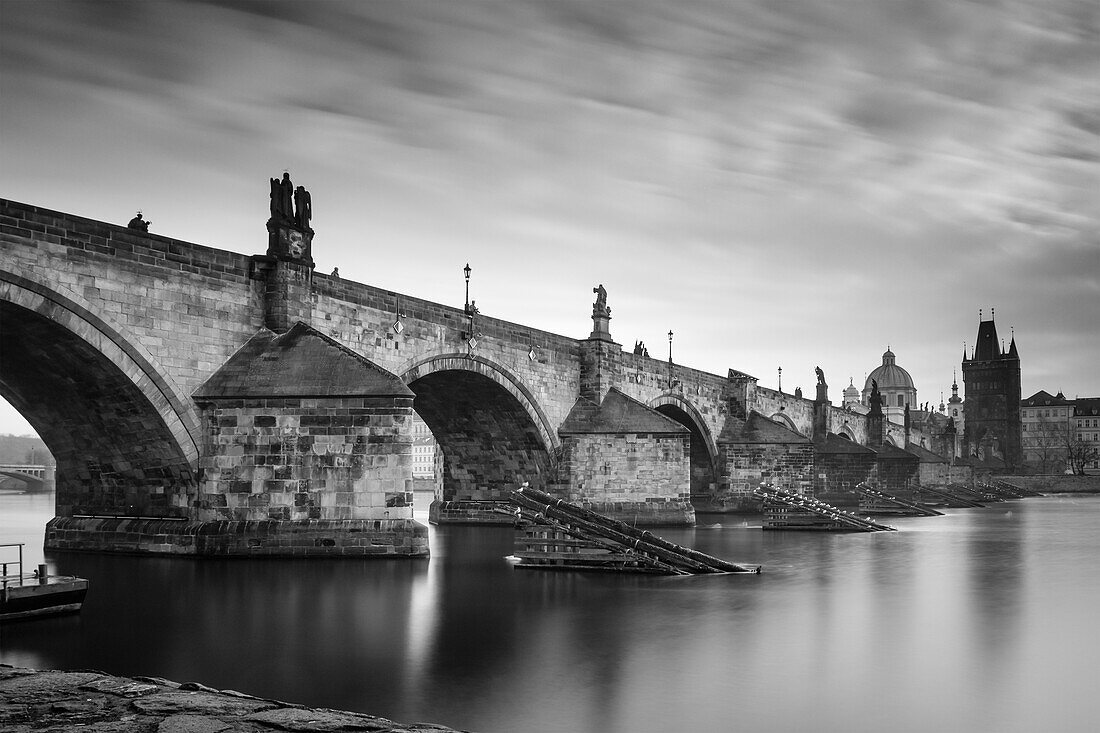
[1021,390,1073,473]
[1073,398,1100,474]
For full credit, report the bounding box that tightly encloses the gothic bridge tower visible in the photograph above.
[962,310,1021,469]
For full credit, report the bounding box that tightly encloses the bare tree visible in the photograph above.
[1027,413,1069,474]
[1060,423,1099,475]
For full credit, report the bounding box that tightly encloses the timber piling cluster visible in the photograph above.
[508,486,759,574]
[754,487,897,532]
[857,484,944,517]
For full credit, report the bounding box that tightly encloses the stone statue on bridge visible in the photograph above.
[294,185,312,230]
[592,284,609,317]
[267,173,314,265]
[270,173,295,222]
[815,366,826,386]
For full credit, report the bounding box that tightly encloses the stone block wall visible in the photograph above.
[720,442,814,496]
[195,396,414,522]
[814,453,877,502]
[948,463,974,485]
[919,462,950,487]
[559,433,689,502]
[0,199,262,398]
[45,516,428,557]
[878,454,920,494]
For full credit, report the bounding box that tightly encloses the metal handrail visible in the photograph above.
[1,542,25,588]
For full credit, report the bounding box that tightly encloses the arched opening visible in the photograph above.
[402,359,553,505]
[770,412,799,433]
[0,278,199,518]
[650,397,717,501]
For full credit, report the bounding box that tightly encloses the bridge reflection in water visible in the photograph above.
[3,489,1099,733]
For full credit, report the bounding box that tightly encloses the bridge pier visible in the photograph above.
[45,322,429,557]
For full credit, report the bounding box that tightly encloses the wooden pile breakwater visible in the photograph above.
[917,484,986,508]
[856,483,944,517]
[507,486,760,575]
[753,487,896,532]
[996,479,1043,497]
[978,481,1034,500]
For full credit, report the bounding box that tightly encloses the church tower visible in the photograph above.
[962,310,1022,469]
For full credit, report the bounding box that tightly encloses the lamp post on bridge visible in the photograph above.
[778,366,783,393]
[668,330,673,389]
[463,263,471,314]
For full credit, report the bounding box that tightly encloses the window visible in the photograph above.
[897,395,904,407]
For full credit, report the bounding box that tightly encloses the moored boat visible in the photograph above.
[1,543,89,621]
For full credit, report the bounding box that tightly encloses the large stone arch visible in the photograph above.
[836,424,857,441]
[0,269,200,517]
[648,393,718,498]
[399,354,557,506]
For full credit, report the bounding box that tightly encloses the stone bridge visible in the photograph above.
[1,185,945,557]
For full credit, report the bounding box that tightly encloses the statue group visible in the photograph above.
[270,172,312,230]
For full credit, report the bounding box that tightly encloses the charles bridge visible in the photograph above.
[0,180,962,557]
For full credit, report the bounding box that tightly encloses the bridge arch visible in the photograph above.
[836,424,857,441]
[770,412,799,433]
[0,269,201,516]
[648,393,718,499]
[399,353,557,502]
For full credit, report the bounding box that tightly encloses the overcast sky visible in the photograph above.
[2,0,1098,436]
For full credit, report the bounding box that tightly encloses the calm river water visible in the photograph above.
[3,489,1100,733]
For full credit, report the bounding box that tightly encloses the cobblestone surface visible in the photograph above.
[0,666,467,732]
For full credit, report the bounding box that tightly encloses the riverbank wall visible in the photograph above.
[997,474,1100,493]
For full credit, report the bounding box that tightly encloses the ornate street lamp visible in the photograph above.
[668,330,674,388]
[778,366,783,393]
[463,263,471,314]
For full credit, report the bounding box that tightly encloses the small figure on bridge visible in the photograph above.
[127,211,150,232]
[815,366,826,386]
[593,284,609,316]
[331,267,340,278]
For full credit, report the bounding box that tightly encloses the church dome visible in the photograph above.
[864,348,915,392]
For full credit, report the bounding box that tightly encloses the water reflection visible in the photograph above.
[3,492,1100,732]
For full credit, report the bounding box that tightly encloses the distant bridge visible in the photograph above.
[0,464,54,491]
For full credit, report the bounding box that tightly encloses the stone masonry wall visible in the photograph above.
[877,455,920,494]
[720,442,814,496]
[558,432,690,504]
[0,200,263,397]
[814,453,878,501]
[195,397,414,522]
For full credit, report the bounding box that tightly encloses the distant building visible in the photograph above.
[1073,398,1100,474]
[411,414,437,479]
[842,378,861,410]
[962,313,1022,469]
[862,348,917,424]
[1020,390,1073,473]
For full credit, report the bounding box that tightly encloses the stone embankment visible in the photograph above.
[998,475,1100,493]
[0,665,467,732]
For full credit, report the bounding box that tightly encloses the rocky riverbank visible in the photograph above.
[0,665,467,732]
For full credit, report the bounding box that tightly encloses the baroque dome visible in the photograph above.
[864,348,915,392]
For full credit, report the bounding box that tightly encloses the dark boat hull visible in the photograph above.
[1,577,89,621]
